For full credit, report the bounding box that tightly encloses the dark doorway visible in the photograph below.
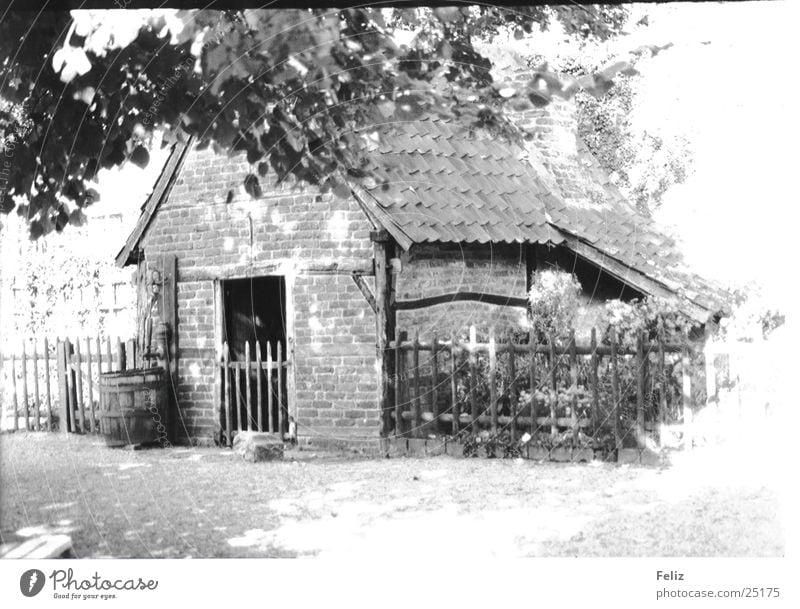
[221,276,288,439]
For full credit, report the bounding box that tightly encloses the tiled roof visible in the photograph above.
[356,115,728,320]
[357,117,563,248]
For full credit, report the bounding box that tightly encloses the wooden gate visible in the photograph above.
[219,339,290,446]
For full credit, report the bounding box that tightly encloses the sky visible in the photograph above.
[627,1,799,313]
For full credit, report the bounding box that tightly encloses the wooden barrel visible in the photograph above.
[98,368,168,447]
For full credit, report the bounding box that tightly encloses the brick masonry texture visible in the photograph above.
[140,146,380,444]
[397,242,529,341]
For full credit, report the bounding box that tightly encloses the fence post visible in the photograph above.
[590,328,599,433]
[469,326,478,432]
[95,336,102,433]
[450,332,459,436]
[610,328,621,451]
[234,349,242,435]
[509,339,517,442]
[658,328,667,448]
[75,338,86,433]
[106,337,113,372]
[431,333,439,424]
[65,338,77,433]
[116,337,125,372]
[32,340,41,431]
[223,342,232,446]
[489,328,497,435]
[245,341,252,432]
[529,329,537,441]
[277,342,284,437]
[256,341,263,433]
[394,329,403,438]
[548,334,557,438]
[682,335,693,450]
[86,337,95,433]
[635,330,645,449]
[266,341,273,434]
[413,330,421,437]
[10,353,18,431]
[44,337,53,431]
[569,329,578,447]
[21,341,30,431]
[56,339,69,434]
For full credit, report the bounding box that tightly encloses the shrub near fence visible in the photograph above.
[1,336,135,433]
[390,324,700,454]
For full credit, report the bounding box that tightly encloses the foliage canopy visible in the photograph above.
[0,5,667,239]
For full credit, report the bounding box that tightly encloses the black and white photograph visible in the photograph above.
[0,0,794,603]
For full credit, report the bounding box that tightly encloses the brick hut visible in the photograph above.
[115,96,727,451]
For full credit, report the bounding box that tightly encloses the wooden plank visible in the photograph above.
[56,340,68,434]
[431,333,439,424]
[65,339,77,433]
[549,334,557,438]
[74,338,86,433]
[450,332,458,436]
[256,341,263,432]
[95,336,102,433]
[126,340,136,371]
[85,337,95,433]
[372,235,393,438]
[10,353,18,431]
[21,341,30,431]
[489,328,497,434]
[412,330,421,437]
[161,253,178,389]
[116,337,125,372]
[636,330,645,449]
[610,328,621,450]
[32,340,41,431]
[509,340,517,441]
[389,339,684,357]
[223,342,232,447]
[234,352,242,434]
[394,328,403,437]
[267,341,273,433]
[1,534,72,559]
[245,341,252,432]
[106,337,113,372]
[44,338,53,431]
[529,328,537,438]
[469,326,478,432]
[277,341,283,437]
[569,329,578,446]
[590,328,599,432]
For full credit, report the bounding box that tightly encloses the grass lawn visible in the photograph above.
[0,432,785,558]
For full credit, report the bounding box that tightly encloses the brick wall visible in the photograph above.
[396,242,530,341]
[139,145,381,445]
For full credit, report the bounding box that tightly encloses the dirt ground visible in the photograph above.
[0,432,785,558]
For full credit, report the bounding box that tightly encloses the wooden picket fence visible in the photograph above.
[391,325,695,450]
[2,336,136,433]
[219,339,289,447]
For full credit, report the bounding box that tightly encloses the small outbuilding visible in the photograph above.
[116,94,726,451]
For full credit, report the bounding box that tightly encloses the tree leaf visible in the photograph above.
[130,145,150,168]
[244,173,262,198]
